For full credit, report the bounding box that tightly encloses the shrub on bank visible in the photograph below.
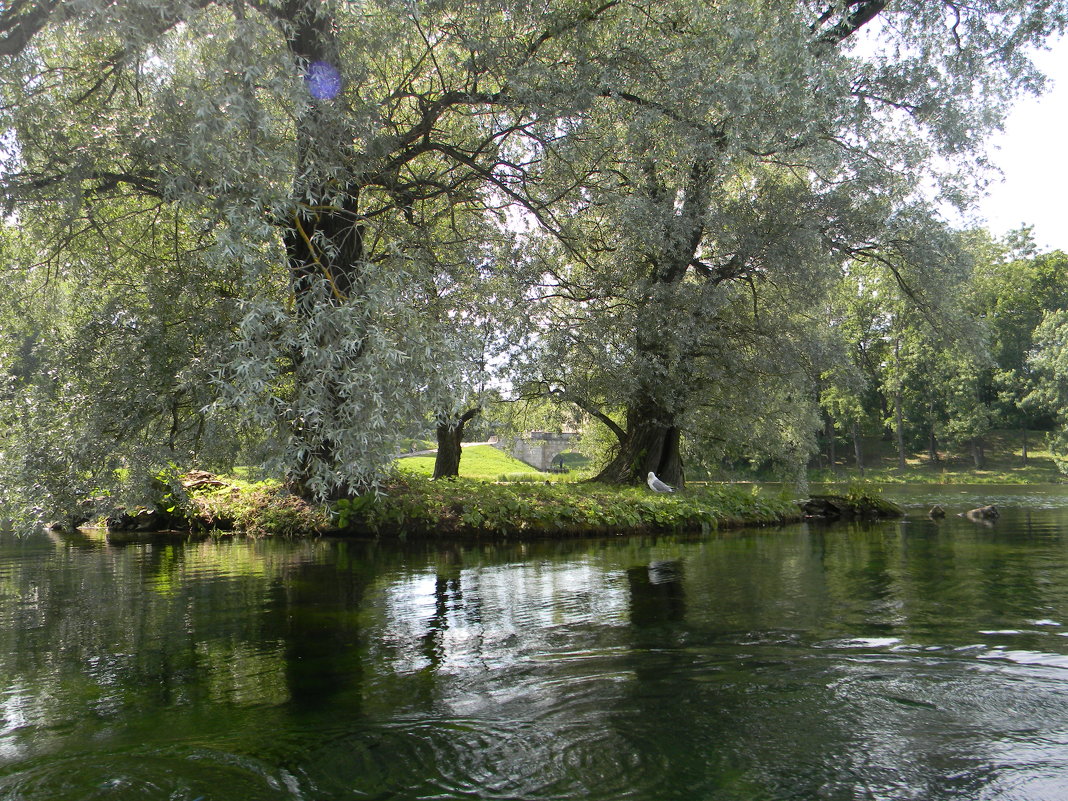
[179,477,331,536]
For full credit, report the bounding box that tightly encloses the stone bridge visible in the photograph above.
[497,431,580,471]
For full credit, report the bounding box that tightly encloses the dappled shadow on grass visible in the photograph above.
[810,463,1063,485]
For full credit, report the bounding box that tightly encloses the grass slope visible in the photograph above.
[164,472,799,539]
[396,444,542,479]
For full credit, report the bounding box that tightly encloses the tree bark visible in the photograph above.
[433,407,481,479]
[593,398,684,487]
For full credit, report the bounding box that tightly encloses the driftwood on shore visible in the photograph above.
[181,470,232,490]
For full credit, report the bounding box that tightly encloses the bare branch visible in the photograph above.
[548,386,626,444]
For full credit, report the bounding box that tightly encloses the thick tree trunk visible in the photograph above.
[971,438,986,469]
[1022,427,1029,464]
[594,400,684,487]
[290,439,350,501]
[433,407,481,479]
[282,200,364,499]
[275,6,368,500]
[434,424,464,479]
[927,428,939,463]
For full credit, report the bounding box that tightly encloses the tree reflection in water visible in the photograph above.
[3,501,1068,798]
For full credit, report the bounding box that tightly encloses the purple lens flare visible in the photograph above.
[306,61,342,100]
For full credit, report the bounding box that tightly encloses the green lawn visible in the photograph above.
[395,444,542,480]
[806,429,1064,484]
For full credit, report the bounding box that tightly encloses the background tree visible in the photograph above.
[972,237,1068,454]
[422,237,529,479]
[825,227,990,471]
[1027,311,1068,472]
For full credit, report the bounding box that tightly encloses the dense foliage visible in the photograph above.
[816,237,1068,475]
[1,0,1067,525]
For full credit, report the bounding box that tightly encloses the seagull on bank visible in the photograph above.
[647,472,675,493]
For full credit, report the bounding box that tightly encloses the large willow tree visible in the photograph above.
[514,0,1066,486]
[0,0,621,507]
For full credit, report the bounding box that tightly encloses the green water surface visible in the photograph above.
[4,486,1068,800]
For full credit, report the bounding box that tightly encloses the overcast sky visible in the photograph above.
[974,37,1068,252]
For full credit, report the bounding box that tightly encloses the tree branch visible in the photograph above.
[7,169,162,200]
[545,386,625,444]
[527,1,621,57]
[812,0,888,48]
[0,0,63,57]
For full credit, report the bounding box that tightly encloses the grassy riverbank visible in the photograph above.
[402,437,1067,488]
[334,474,800,538]
[396,444,544,481]
[144,469,801,539]
[101,433,1047,538]
[396,444,595,480]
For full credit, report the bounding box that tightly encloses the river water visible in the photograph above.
[4,485,1068,800]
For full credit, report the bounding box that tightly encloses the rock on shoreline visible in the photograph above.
[800,494,904,520]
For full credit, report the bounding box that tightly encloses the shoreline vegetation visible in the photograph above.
[66,447,900,541]
[83,471,808,541]
[46,430,1066,541]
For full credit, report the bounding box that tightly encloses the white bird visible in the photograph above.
[646,471,675,493]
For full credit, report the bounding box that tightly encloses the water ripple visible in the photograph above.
[296,712,678,801]
[0,746,304,801]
